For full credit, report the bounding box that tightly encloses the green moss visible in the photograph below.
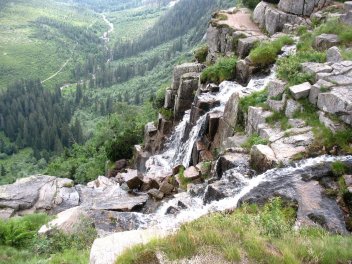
[200,56,237,84]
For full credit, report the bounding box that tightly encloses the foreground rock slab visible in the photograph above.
[90,229,168,264]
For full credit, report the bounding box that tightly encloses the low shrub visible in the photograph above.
[194,45,208,63]
[249,36,294,66]
[331,161,348,177]
[200,56,237,84]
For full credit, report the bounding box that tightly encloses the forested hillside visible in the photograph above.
[0,0,236,184]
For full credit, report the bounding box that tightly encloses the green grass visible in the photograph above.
[276,51,325,86]
[116,198,352,264]
[194,45,209,63]
[266,111,291,130]
[331,161,348,177]
[0,213,96,263]
[239,88,268,113]
[293,99,352,154]
[241,133,269,150]
[200,56,237,84]
[249,36,294,66]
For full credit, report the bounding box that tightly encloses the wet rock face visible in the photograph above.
[240,158,352,234]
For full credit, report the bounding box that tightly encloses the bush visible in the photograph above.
[194,45,208,63]
[315,19,352,45]
[201,56,237,84]
[249,36,294,66]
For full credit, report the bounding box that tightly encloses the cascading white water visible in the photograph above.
[134,155,352,232]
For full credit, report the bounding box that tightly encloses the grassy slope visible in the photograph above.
[0,0,105,90]
[117,199,352,264]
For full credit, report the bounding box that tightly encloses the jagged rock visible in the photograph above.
[246,106,273,135]
[87,176,116,189]
[271,131,313,161]
[174,73,200,120]
[164,88,174,109]
[344,175,352,187]
[288,119,306,128]
[278,0,330,16]
[159,180,174,195]
[0,175,79,214]
[345,1,352,12]
[120,170,143,190]
[327,46,343,63]
[144,122,158,153]
[188,183,207,197]
[301,62,333,77]
[318,111,344,133]
[221,134,248,150]
[90,186,148,212]
[89,229,168,264]
[140,178,160,192]
[191,93,220,124]
[158,114,173,135]
[216,149,250,178]
[199,150,214,162]
[133,145,150,173]
[165,206,179,215]
[268,94,287,112]
[237,36,267,58]
[203,185,226,204]
[289,82,312,100]
[285,99,302,118]
[177,200,188,209]
[172,63,204,91]
[196,162,211,178]
[184,166,201,180]
[0,208,14,220]
[236,59,256,85]
[206,111,222,141]
[267,79,286,98]
[250,144,277,172]
[172,164,185,175]
[240,160,349,234]
[39,206,87,234]
[147,189,164,200]
[314,34,340,51]
[309,79,334,105]
[317,87,352,125]
[115,159,127,172]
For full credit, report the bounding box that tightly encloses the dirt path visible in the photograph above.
[218,9,263,35]
[41,58,71,84]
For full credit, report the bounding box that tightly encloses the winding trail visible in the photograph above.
[41,58,71,84]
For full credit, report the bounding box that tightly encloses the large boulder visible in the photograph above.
[174,73,200,120]
[278,0,330,16]
[39,206,88,234]
[250,145,277,172]
[267,79,286,98]
[317,87,352,125]
[0,175,79,215]
[289,82,312,100]
[314,34,340,51]
[327,46,343,63]
[246,106,273,135]
[90,229,168,264]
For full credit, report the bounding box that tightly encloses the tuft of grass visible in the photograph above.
[200,56,237,84]
[239,89,268,113]
[331,161,348,177]
[241,134,269,150]
[249,36,294,66]
[276,51,325,86]
[116,198,352,264]
[194,45,209,63]
[266,111,291,130]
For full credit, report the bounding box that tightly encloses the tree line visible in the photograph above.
[0,80,83,160]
